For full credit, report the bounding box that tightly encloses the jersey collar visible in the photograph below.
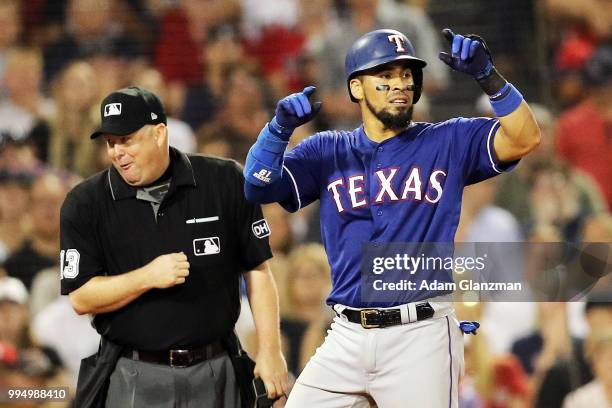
[107,147,197,201]
[356,122,422,149]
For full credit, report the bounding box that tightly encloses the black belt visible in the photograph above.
[341,302,435,329]
[121,341,225,368]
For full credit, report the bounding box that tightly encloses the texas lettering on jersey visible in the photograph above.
[327,167,447,213]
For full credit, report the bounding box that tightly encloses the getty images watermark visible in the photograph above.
[369,252,522,292]
[360,242,612,303]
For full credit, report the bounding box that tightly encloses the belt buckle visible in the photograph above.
[169,349,190,368]
[360,309,380,329]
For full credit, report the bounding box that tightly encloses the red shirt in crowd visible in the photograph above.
[556,99,612,209]
[154,7,203,85]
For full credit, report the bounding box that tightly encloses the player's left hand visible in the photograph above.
[254,348,289,399]
[438,28,495,80]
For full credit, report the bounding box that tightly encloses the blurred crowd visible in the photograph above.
[0,0,610,407]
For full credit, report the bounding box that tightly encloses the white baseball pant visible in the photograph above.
[285,300,464,408]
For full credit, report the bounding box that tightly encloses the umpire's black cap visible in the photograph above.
[90,86,167,139]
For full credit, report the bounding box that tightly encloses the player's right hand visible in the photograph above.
[146,252,190,288]
[274,86,322,130]
[438,28,495,80]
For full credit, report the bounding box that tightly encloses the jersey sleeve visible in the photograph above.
[230,163,273,271]
[279,134,323,212]
[453,117,520,185]
[60,190,105,295]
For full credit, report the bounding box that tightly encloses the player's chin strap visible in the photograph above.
[459,321,480,335]
[244,118,292,187]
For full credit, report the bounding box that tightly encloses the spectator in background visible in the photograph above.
[154,0,240,112]
[239,0,315,97]
[294,0,335,88]
[43,0,145,83]
[0,275,69,407]
[196,125,234,159]
[575,213,612,294]
[528,163,593,242]
[483,101,607,238]
[455,302,531,408]
[181,26,243,131]
[4,174,68,290]
[556,44,612,210]
[0,0,21,99]
[0,170,31,263]
[456,179,533,355]
[534,297,612,407]
[563,329,612,408]
[456,179,524,244]
[263,204,294,257]
[29,265,61,317]
[0,47,52,153]
[544,0,611,108]
[280,244,332,375]
[522,212,611,304]
[133,66,198,153]
[0,276,29,347]
[544,0,611,39]
[511,303,590,399]
[31,294,100,388]
[197,65,269,161]
[47,61,99,178]
[112,0,159,56]
[0,137,44,174]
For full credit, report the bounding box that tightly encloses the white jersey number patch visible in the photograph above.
[60,249,81,279]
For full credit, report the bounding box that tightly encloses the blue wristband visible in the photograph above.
[489,83,523,117]
[489,82,510,100]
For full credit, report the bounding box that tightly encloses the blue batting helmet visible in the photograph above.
[345,29,427,103]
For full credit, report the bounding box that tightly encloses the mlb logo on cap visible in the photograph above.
[104,103,122,117]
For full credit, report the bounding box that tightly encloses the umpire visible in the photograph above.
[60,86,288,407]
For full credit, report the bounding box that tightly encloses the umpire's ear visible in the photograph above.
[349,78,364,101]
[152,123,168,147]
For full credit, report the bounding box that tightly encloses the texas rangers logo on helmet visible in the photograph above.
[388,34,406,53]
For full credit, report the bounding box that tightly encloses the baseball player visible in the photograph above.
[243,28,540,407]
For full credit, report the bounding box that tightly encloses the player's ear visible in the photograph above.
[350,78,364,101]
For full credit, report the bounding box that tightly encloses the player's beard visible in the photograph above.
[365,98,413,130]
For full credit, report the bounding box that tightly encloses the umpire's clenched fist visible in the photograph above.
[146,252,190,288]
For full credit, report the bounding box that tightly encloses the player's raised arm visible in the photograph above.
[438,28,541,163]
[243,87,321,204]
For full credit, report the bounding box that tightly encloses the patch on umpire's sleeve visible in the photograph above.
[252,219,271,238]
[60,249,80,279]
